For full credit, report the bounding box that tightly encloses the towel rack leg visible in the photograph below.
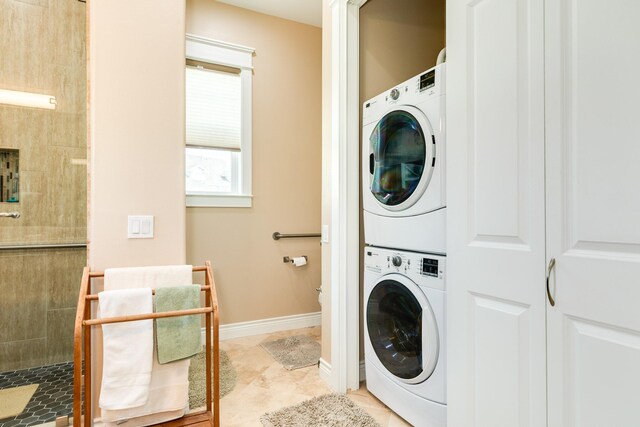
[204,269,213,424]
[84,302,92,427]
[73,331,82,427]
[213,308,220,427]
[74,267,89,427]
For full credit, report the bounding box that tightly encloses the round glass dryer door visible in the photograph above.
[368,106,435,210]
[366,275,439,384]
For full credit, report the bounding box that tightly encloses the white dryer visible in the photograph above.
[364,247,446,427]
[362,64,446,254]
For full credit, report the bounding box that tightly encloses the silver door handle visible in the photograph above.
[546,258,556,306]
[0,211,20,219]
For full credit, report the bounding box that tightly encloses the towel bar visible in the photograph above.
[84,285,212,300]
[83,307,213,326]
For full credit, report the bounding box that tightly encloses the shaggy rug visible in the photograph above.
[188,349,237,409]
[0,384,38,420]
[260,393,381,427]
[260,335,320,371]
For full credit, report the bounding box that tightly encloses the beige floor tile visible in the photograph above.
[219,327,409,427]
[388,413,414,427]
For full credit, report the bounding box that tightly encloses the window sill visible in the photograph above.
[186,194,253,208]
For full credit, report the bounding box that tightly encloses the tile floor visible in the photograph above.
[0,362,78,427]
[1,326,411,427]
[218,326,411,427]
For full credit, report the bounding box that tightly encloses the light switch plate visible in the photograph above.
[128,215,154,239]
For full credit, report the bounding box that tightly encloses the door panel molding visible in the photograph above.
[466,0,538,252]
[448,0,546,425]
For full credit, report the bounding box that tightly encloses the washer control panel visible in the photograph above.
[364,247,445,291]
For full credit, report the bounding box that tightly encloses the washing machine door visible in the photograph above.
[368,106,436,211]
[366,274,439,384]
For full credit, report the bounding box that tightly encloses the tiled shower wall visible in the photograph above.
[0,249,86,371]
[0,0,87,371]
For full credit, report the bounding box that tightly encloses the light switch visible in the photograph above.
[128,215,154,239]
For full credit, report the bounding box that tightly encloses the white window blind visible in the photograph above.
[186,66,242,150]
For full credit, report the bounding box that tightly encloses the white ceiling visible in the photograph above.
[216,0,322,28]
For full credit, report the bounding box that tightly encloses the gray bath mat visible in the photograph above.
[260,393,381,427]
[260,335,320,370]
[188,349,237,409]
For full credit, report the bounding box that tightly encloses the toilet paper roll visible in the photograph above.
[292,256,307,267]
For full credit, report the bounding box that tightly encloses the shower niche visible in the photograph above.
[0,149,19,203]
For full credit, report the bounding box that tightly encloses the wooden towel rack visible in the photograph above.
[73,261,220,427]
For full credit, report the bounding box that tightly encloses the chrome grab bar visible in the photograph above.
[272,232,321,241]
[0,211,20,219]
[0,243,87,251]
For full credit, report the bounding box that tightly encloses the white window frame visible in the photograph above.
[185,34,254,208]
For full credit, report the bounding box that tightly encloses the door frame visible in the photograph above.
[328,0,368,392]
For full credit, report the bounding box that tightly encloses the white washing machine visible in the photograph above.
[362,64,446,254]
[364,247,446,427]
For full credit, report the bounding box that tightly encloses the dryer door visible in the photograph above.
[366,274,439,384]
[368,106,436,211]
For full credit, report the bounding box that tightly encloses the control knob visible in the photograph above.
[390,88,400,100]
[391,255,402,267]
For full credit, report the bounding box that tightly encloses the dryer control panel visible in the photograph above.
[362,63,445,125]
[364,247,445,291]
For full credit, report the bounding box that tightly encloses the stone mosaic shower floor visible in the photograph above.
[0,362,80,427]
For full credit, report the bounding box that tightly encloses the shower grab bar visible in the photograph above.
[0,243,87,251]
[0,211,20,218]
[272,231,321,240]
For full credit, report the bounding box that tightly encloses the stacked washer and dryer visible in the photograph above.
[362,63,447,427]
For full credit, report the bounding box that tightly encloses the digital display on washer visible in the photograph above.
[420,70,435,91]
[422,258,438,277]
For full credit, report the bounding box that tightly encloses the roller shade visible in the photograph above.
[186,66,242,150]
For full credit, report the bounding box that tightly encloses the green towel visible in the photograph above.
[155,285,202,364]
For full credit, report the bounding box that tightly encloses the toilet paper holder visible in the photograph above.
[283,256,307,263]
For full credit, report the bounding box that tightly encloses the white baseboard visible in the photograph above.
[318,358,365,390]
[201,311,321,343]
[318,357,334,389]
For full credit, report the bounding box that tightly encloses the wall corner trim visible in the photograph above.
[329,0,362,394]
[319,357,334,389]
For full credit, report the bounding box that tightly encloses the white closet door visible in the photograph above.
[545,1,640,426]
[447,0,546,426]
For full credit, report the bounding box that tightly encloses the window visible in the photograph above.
[185,35,254,207]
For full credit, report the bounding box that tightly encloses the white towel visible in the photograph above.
[100,265,193,426]
[98,288,153,410]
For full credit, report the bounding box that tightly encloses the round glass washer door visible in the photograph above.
[366,274,439,384]
[368,106,436,211]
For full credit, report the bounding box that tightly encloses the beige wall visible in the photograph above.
[360,0,446,102]
[358,0,446,358]
[88,0,186,270]
[321,0,332,362]
[88,0,186,415]
[0,0,86,371]
[185,1,322,325]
